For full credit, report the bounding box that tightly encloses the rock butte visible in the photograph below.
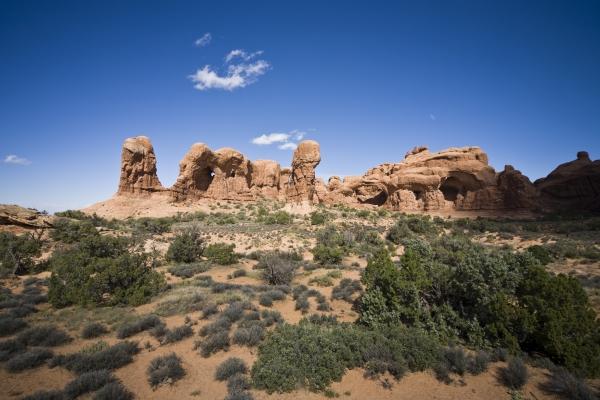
[112,136,599,214]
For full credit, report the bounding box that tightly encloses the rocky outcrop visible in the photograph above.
[117,136,164,195]
[109,135,598,215]
[0,204,54,229]
[286,140,321,202]
[535,151,600,212]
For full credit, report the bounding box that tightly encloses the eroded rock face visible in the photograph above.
[110,135,596,214]
[535,152,600,212]
[0,204,54,229]
[117,136,163,195]
[323,146,538,211]
[287,140,321,202]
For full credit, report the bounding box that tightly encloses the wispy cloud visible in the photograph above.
[278,142,297,150]
[429,113,436,121]
[194,33,212,47]
[251,130,308,151]
[225,49,264,63]
[4,154,31,165]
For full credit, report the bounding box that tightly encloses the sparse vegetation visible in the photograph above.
[147,353,185,388]
[215,357,248,381]
[116,315,164,339]
[81,322,109,339]
[499,358,528,390]
[204,243,239,265]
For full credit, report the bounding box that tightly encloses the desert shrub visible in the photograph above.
[0,315,28,336]
[261,211,293,225]
[258,289,286,306]
[166,229,205,263]
[17,325,71,347]
[8,304,37,318]
[49,341,139,374]
[260,310,283,326]
[199,316,232,337]
[168,261,211,278]
[215,357,247,381]
[540,366,598,400]
[311,245,343,265]
[229,269,247,279]
[225,392,254,400]
[442,347,467,375]
[499,357,528,390]
[257,251,298,285]
[294,296,310,313]
[163,325,193,344]
[310,211,327,225]
[227,373,251,393]
[92,381,133,400]
[50,219,99,243]
[5,348,53,372]
[154,291,206,317]
[232,324,265,347]
[308,275,334,287]
[0,232,43,275]
[81,322,109,339]
[467,350,490,375]
[526,245,552,265]
[0,338,25,361]
[116,315,163,339]
[130,217,173,235]
[63,369,116,398]
[204,243,238,265]
[201,303,219,319]
[198,331,230,357]
[147,353,185,388]
[222,302,246,322]
[48,236,165,308]
[22,390,65,400]
[491,348,509,362]
[331,279,362,303]
[251,323,350,392]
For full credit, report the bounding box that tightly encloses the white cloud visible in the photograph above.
[225,49,264,63]
[190,59,270,91]
[251,130,310,151]
[252,133,290,145]
[429,113,436,121]
[278,142,297,150]
[4,154,31,165]
[194,33,212,47]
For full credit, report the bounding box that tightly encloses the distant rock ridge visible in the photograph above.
[114,136,599,213]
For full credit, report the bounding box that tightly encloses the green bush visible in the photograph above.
[204,243,238,265]
[147,353,185,388]
[526,245,552,265]
[50,219,99,243]
[166,229,205,263]
[310,211,327,225]
[0,232,43,275]
[168,261,211,278]
[48,236,165,308]
[311,244,343,265]
[261,211,293,225]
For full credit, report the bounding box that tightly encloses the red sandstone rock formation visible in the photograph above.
[117,136,164,195]
[286,140,321,203]
[535,151,600,212]
[111,135,598,214]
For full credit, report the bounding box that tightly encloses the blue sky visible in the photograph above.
[1,1,599,212]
